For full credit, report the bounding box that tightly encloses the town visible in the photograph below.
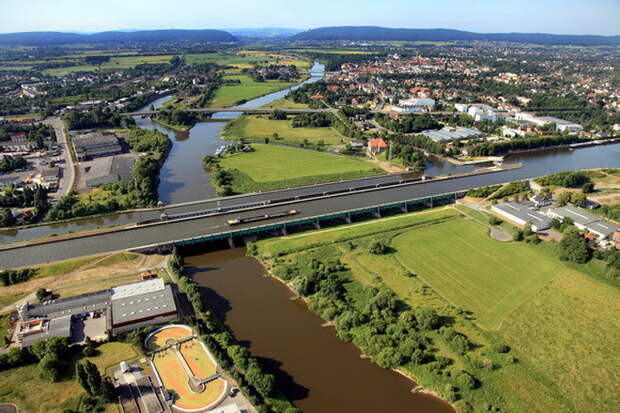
[0,2,619,413]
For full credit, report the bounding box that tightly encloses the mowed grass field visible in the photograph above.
[223,115,344,147]
[392,219,561,330]
[219,144,384,192]
[209,75,296,108]
[499,270,620,411]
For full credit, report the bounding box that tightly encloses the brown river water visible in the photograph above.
[186,248,455,413]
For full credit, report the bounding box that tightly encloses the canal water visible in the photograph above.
[186,248,455,413]
[1,61,619,243]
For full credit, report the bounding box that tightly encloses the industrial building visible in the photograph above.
[514,113,583,134]
[393,97,435,113]
[491,202,552,231]
[546,205,619,239]
[84,154,136,187]
[421,126,484,143]
[73,132,123,161]
[16,278,178,347]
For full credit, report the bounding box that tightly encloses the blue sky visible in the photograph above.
[1,0,618,35]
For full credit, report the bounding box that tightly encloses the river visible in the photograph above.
[1,62,619,243]
[186,248,455,413]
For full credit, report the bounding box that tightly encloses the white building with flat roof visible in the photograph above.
[491,202,551,231]
[546,206,619,239]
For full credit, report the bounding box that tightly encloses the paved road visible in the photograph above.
[0,168,530,269]
[45,117,75,198]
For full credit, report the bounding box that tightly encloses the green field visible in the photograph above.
[219,144,384,192]
[255,207,620,412]
[43,54,175,75]
[392,219,561,330]
[223,115,345,147]
[0,342,135,413]
[209,75,296,108]
[260,98,310,109]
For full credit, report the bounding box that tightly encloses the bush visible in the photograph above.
[488,216,502,226]
[368,240,389,255]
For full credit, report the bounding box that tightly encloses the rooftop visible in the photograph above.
[84,155,135,187]
[111,284,177,326]
[421,126,484,142]
[27,290,111,319]
[111,278,165,301]
[73,132,119,150]
[492,202,552,228]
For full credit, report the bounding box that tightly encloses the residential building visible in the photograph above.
[501,126,526,138]
[367,138,388,157]
[491,202,552,231]
[72,132,123,161]
[454,103,469,112]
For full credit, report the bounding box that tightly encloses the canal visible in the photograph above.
[1,61,619,243]
[186,248,455,413]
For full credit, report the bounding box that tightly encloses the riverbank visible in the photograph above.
[257,256,456,410]
[151,117,193,132]
[187,247,456,413]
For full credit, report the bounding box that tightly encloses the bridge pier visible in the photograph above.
[345,213,352,224]
[227,236,236,249]
[313,219,321,229]
[281,225,288,236]
[401,203,409,213]
[374,208,381,218]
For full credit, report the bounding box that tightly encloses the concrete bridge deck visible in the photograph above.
[0,166,528,269]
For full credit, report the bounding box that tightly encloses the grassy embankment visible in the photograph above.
[0,341,137,413]
[254,207,620,412]
[222,115,346,148]
[216,144,384,193]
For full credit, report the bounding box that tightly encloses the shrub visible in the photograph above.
[368,240,389,255]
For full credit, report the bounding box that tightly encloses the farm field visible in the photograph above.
[209,75,296,108]
[219,144,384,193]
[222,115,344,147]
[254,207,619,411]
[43,54,175,75]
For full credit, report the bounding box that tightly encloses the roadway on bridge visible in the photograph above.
[0,168,525,269]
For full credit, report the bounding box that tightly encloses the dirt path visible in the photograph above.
[0,253,165,313]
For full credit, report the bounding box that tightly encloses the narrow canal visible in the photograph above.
[186,248,455,413]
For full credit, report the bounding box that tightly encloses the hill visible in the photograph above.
[292,26,620,46]
[0,29,238,46]
[228,27,303,39]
